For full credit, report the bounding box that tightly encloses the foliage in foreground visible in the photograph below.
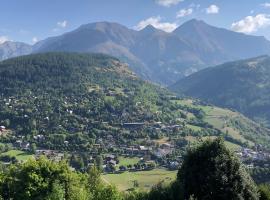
[0,139,266,200]
[178,138,259,200]
[0,157,122,200]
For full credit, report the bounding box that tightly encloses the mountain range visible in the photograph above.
[1,19,270,85]
[170,55,270,127]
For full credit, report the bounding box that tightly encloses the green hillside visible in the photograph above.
[173,99,270,148]
[0,52,269,154]
[171,55,270,127]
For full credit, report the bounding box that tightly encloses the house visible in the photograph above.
[33,135,45,142]
[160,143,171,149]
[108,160,117,166]
[122,123,144,129]
[107,91,116,96]
[105,154,115,162]
[168,161,180,170]
[119,165,127,171]
[0,126,6,132]
[154,148,172,158]
[139,146,152,155]
[93,144,101,149]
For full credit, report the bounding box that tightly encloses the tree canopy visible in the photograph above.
[177,138,259,200]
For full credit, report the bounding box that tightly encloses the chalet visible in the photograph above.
[119,165,127,171]
[160,143,171,149]
[124,147,139,155]
[106,135,114,141]
[0,126,6,132]
[168,161,180,170]
[33,135,45,142]
[122,122,144,129]
[88,163,95,168]
[15,140,23,147]
[153,121,162,128]
[105,154,115,162]
[93,144,101,149]
[138,146,152,155]
[108,160,117,166]
[35,150,64,162]
[107,91,116,96]
[15,141,30,150]
[154,148,172,158]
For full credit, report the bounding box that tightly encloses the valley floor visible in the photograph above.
[102,168,177,191]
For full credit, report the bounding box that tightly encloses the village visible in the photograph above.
[7,125,270,174]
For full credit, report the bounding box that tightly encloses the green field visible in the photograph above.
[1,150,34,162]
[204,107,254,146]
[118,156,140,166]
[172,99,254,147]
[102,168,177,191]
[186,124,202,131]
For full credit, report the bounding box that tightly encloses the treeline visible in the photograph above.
[0,139,269,200]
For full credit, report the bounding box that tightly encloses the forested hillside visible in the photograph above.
[170,55,270,127]
[0,52,269,154]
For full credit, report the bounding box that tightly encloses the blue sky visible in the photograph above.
[0,0,270,44]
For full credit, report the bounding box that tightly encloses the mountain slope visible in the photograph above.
[33,22,151,79]
[32,20,270,85]
[170,55,270,127]
[174,19,270,65]
[0,41,32,61]
[0,52,270,151]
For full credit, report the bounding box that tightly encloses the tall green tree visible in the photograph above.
[0,157,90,200]
[177,138,259,200]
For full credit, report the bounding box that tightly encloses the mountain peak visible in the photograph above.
[77,21,131,32]
[173,19,211,33]
[185,19,207,25]
[139,24,161,34]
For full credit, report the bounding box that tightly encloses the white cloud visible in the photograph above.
[32,37,38,44]
[231,14,270,33]
[134,16,177,32]
[57,20,68,28]
[261,2,270,8]
[206,5,219,14]
[0,36,9,44]
[155,0,183,7]
[177,8,193,18]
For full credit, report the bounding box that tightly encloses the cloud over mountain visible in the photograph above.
[134,16,177,32]
[177,8,193,18]
[232,14,270,33]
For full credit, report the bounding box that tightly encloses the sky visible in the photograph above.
[1,0,270,44]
